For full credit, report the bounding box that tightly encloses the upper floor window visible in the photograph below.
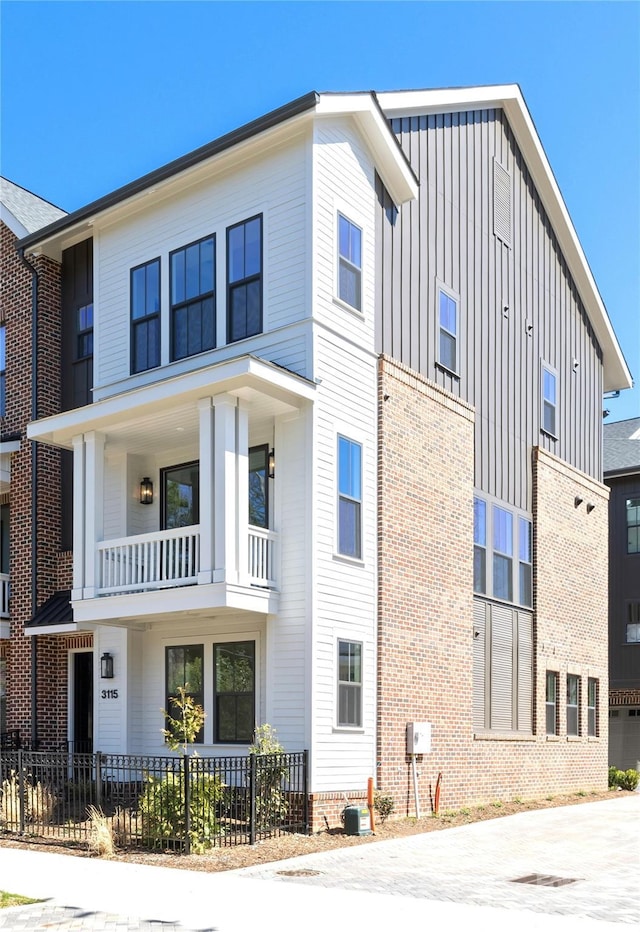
[77,304,93,360]
[249,445,269,529]
[0,324,5,417]
[337,639,362,728]
[161,462,200,530]
[626,498,640,554]
[170,235,215,360]
[627,602,640,643]
[131,258,160,373]
[338,436,362,559]
[438,288,458,373]
[542,364,557,436]
[227,215,262,343]
[338,214,362,311]
[474,496,532,608]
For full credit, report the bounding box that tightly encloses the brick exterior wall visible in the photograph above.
[376,356,610,818]
[1,220,67,749]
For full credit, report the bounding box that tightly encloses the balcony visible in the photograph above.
[96,525,276,596]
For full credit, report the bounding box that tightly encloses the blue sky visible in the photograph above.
[1,1,638,420]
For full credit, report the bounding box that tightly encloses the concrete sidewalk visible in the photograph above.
[0,794,638,931]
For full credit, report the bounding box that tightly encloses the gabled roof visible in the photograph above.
[604,418,640,475]
[375,85,632,394]
[0,176,66,238]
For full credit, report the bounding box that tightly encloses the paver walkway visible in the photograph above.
[0,794,637,931]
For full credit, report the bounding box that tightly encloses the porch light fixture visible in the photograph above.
[140,477,153,505]
[268,449,275,479]
[100,652,114,679]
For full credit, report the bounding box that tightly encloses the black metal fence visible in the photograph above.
[0,730,21,750]
[0,749,308,853]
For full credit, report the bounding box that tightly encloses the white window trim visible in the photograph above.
[335,432,364,564]
[435,278,460,377]
[473,492,532,608]
[336,212,363,313]
[335,637,364,730]
[541,360,559,439]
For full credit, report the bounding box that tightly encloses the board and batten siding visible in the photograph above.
[376,108,604,512]
[93,131,311,397]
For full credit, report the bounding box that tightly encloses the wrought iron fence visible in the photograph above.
[0,749,308,853]
[0,730,21,750]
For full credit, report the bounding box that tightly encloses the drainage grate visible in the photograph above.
[277,869,322,877]
[512,873,579,888]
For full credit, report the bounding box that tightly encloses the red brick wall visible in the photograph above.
[2,220,65,748]
[376,356,610,817]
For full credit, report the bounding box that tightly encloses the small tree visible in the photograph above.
[161,684,206,754]
[248,724,289,830]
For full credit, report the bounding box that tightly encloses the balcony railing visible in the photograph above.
[97,526,201,595]
[0,573,9,618]
[94,525,277,596]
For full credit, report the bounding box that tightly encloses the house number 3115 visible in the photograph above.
[101,689,119,699]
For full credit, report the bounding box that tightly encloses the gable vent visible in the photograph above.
[493,158,511,246]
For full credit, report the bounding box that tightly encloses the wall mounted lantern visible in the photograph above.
[100,652,114,679]
[268,449,275,480]
[140,477,153,505]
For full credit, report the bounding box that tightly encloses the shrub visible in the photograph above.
[249,724,289,830]
[609,766,639,791]
[373,791,395,824]
[139,768,224,853]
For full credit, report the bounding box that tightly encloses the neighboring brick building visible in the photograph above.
[4,86,633,824]
[604,418,640,771]
[0,177,67,747]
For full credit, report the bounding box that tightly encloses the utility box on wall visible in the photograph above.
[406,721,432,754]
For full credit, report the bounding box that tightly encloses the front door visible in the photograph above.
[72,651,93,753]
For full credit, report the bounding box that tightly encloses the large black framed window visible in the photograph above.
[131,258,160,373]
[170,235,215,360]
[161,462,200,530]
[214,641,255,743]
[249,445,269,529]
[165,645,204,743]
[227,215,262,343]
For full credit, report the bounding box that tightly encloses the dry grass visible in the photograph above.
[0,772,57,826]
[86,805,115,858]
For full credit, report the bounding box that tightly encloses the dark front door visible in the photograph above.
[73,652,93,753]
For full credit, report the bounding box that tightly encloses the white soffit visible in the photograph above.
[377,86,632,393]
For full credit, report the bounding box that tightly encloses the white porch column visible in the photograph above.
[197,397,214,585]
[71,434,85,601]
[83,431,105,599]
[212,393,238,584]
[236,400,249,585]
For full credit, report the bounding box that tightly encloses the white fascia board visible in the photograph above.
[377,86,632,393]
[315,94,418,206]
[23,623,81,637]
[27,354,316,448]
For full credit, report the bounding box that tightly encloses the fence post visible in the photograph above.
[17,749,25,834]
[249,752,257,845]
[183,754,191,855]
[95,751,103,808]
[301,750,309,835]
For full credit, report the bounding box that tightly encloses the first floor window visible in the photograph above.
[165,645,204,743]
[227,215,262,343]
[546,671,558,735]
[438,288,458,373]
[472,600,532,734]
[567,673,580,736]
[338,214,362,310]
[626,498,640,554]
[542,364,557,436]
[214,641,255,743]
[131,258,160,373]
[587,677,598,737]
[627,602,640,643]
[337,639,362,727]
[337,436,362,559]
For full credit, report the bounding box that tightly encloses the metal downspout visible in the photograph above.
[18,247,39,750]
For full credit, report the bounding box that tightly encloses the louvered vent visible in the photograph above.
[493,158,511,246]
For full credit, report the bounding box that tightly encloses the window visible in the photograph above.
[338,214,362,310]
[165,645,204,743]
[567,673,580,736]
[0,324,5,416]
[337,437,362,559]
[542,365,557,436]
[626,602,640,643]
[626,498,640,554]
[473,498,487,594]
[131,258,160,373]
[170,235,215,360]
[214,641,255,743]
[438,289,458,373]
[546,671,558,735]
[473,496,532,607]
[161,462,199,530]
[0,503,8,576]
[587,678,598,736]
[77,303,93,360]
[337,639,362,727]
[227,216,262,343]
[249,445,269,529]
